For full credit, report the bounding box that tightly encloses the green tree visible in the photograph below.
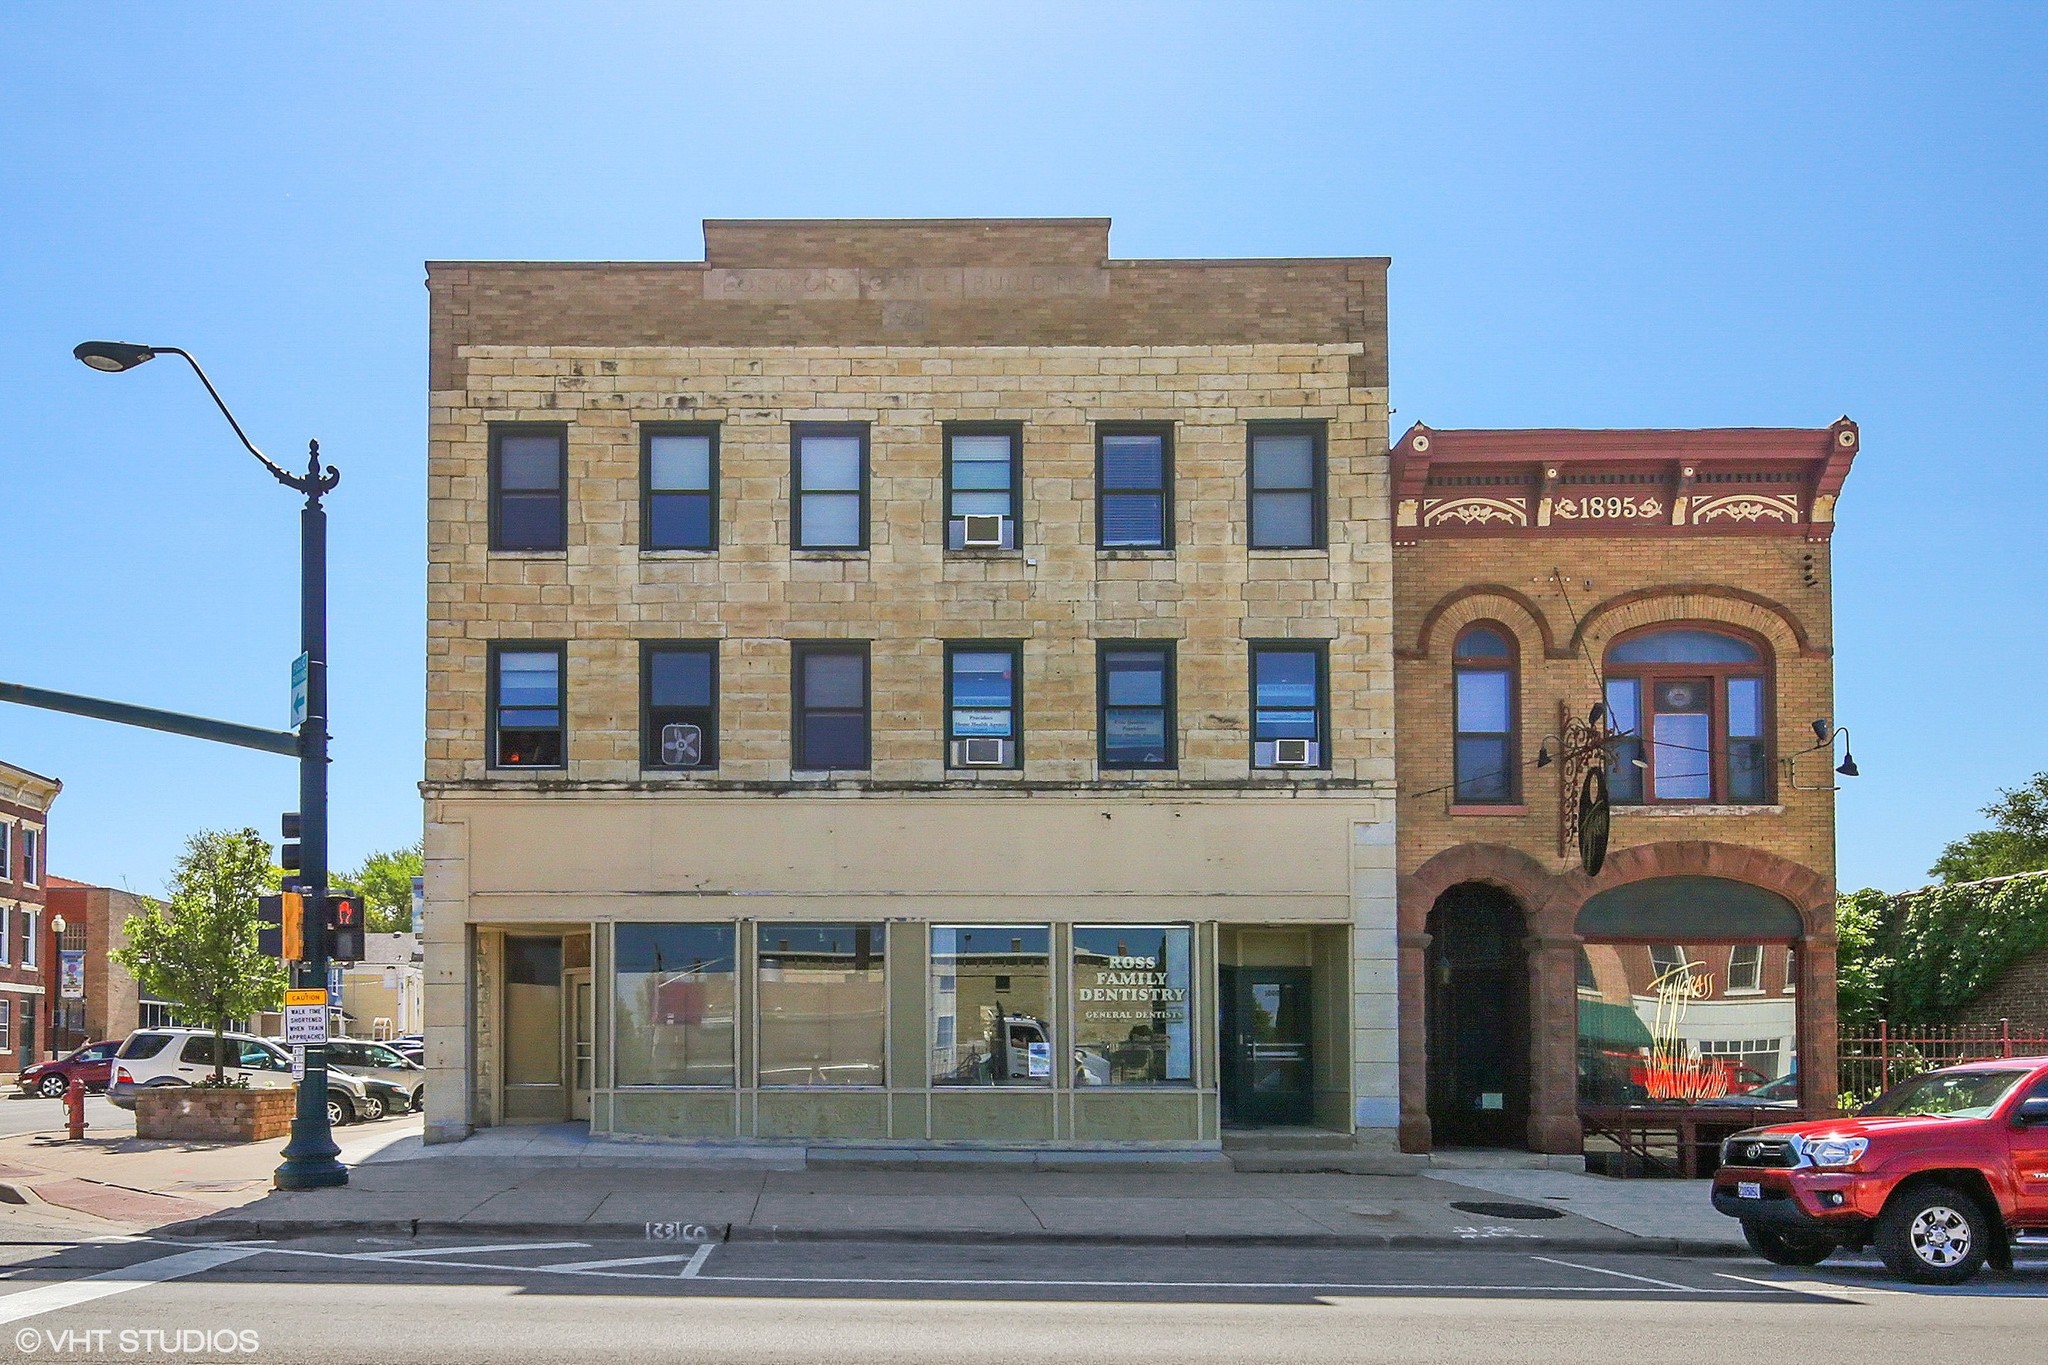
[1930,772,2048,883]
[1832,887,1894,1034]
[111,828,288,1083]
[334,842,422,935]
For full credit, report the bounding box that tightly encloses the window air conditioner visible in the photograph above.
[1273,738,1317,767]
[961,514,1006,548]
[954,737,1011,767]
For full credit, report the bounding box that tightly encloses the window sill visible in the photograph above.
[486,549,568,559]
[1722,988,1766,997]
[791,549,869,559]
[1449,804,1529,817]
[1614,804,1786,817]
[1248,547,1329,557]
[640,548,718,559]
[946,547,1024,558]
[1097,547,1173,558]
[638,768,720,778]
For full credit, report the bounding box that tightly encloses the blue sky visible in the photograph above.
[2,3,2042,896]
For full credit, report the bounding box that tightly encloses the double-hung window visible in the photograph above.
[793,423,868,550]
[1453,626,1517,803]
[490,644,566,768]
[642,643,717,770]
[0,823,11,883]
[1097,425,1171,549]
[793,643,870,771]
[21,828,37,887]
[489,425,568,552]
[945,424,1020,550]
[1248,422,1325,549]
[946,643,1021,768]
[1604,627,1771,804]
[643,424,717,551]
[1250,643,1328,768]
[1727,945,1764,993]
[1098,643,1175,769]
[22,911,36,971]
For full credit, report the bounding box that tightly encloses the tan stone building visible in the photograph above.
[422,220,1400,1148]
[1390,422,1857,1163]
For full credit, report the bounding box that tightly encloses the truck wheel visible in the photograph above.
[1875,1183,1989,1285]
[1740,1220,1836,1266]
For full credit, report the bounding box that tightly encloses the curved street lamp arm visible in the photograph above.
[152,347,338,497]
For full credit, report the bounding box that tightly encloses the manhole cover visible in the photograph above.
[1449,1200,1566,1221]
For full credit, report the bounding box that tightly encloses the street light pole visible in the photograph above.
[71,342,346,1190]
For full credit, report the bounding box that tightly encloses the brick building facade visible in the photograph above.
[42,878,145,1051]
[1390,422,1857,1154]
[0,761,60,1069]
[422,220,1401,1147]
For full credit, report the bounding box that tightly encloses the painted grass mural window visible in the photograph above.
[1072,925,1193,1086]
[1575,939,1799,1107]
[614,924,736,1087]
[757,924,885,1087]
[930,925,1051,1087]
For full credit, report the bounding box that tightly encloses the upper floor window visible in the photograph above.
[642,643,717,770]
[489,426,567,552]
[792,423,868,550]
[1453,625,1517,804]
[1247,422,1325,550]
[1727,944,1764,993]
[0,824,10,883]
[945,425,1020,550]
[643,425,717,551]
[20,828,37,887]
[1098,425,1171,549]
[22,911,36,970]
[1250,643,1328,769]
[793,642,870,770]
[1099,643,1175,769]
[946,643,1020,769]
[490,644,565,769]
[1604,627,1770,805]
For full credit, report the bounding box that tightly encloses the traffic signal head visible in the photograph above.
[279,812,302,875]
[257,891,306,961]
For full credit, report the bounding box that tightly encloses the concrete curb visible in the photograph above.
[158,1213,1748,1259]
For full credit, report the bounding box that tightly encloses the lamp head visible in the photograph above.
[1811,718,1831,743]
[49,915,65,935]
[73,341,158,373]
[1535,743,1552,769]
[1588,702,1607,727]
[1837,751,1859,779]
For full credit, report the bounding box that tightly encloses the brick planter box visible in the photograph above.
[135,1086,296,1142]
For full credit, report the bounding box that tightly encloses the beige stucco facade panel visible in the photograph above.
[450,795,1394,903]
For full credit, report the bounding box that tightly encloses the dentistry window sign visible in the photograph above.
[1073,925,1193,1086]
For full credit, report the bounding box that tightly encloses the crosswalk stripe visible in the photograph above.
[0,1248,261,1326]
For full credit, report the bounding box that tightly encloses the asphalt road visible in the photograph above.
[0,1225,2039,1363]
[0,1095,130,1141]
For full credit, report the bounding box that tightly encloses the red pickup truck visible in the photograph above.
[1711,1056,2048,1283]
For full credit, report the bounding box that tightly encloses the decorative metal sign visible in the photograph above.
[1577,766,1611,877]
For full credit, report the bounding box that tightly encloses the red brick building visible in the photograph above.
[43,878,146,1054]
[1391,421,1857,1156]
[0,761,60,1069]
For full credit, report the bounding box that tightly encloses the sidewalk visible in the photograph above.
[0,1121,1746,1256]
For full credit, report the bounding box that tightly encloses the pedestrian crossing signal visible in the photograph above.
[325,893,365,962]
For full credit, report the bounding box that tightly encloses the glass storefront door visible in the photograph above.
[1219,966,1313,1126]
[567,968,593,1122]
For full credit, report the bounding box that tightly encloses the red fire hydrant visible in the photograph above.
[65,1076,87,1141]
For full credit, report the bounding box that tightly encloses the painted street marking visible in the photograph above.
[549,1245,715,1277]
[354,1240,591,1261]
[1529,1255,1695,1292]
[1454,1225,1540,1240]
[0,1247,261,1326]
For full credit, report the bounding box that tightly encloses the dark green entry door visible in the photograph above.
[1220,966,1313,1126]
[1426,885,1529,1147]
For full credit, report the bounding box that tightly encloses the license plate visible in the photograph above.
[1737,1181,1762,1200]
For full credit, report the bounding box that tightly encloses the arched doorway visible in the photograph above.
[1426,883,1530,1147]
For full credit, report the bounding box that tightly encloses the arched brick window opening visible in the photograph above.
[1603,625,1772,805]
[1453,624,1518,805]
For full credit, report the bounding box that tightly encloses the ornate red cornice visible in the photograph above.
[1391,419,1857,544]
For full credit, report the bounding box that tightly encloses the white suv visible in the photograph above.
[108,1029,371,1125]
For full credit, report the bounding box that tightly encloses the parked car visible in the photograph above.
[1700,1071,1800,1108]
[319,1039,425,1112]
[107,1029,372,1126]
[17,1040,122,1098]
[1712,1056,2048,1284]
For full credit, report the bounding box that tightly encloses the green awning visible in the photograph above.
[1575,876,1802,941]
[1578,998,1653,1051]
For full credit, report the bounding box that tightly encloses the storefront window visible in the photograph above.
[1072,925,1193,1086]
[930,925,1050,1086]
[757,924,885,1087]
[614,923,735,1087]
[1576,938,1798,1106]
